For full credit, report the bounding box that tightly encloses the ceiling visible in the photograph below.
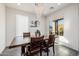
[5,3,70,16]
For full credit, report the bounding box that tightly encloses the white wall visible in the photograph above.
[78,4,79,51]
[6,7,16,46]
[46,4,79,51]
[30,16,46,35]
[0,4,6,53]
[6,7,46,46]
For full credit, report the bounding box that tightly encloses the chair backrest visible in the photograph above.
[31,36,44,47]
[48,34,55,44]
[31,36,44,43]
[23,32,30,38]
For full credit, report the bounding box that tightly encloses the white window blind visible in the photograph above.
[16,14,29,36]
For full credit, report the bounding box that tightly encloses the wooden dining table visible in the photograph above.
[8,35,49,55]
[8,35,58,56]
[8,35,49,48]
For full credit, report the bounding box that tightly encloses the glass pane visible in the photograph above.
[52,22,55,34]
[58,19,64,36]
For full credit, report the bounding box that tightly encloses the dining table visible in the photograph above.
[8,35,49,48]
[8,35,58,55]
[8,35,49,55]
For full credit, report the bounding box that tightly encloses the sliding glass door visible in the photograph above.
[58,19,64,36]
[52,18,64,36]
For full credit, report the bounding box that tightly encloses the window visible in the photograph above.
[16,14,29,36]
[49,18,64,36]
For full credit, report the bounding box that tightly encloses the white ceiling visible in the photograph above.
[5,3,70,16]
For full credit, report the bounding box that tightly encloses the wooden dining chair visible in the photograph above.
[21,32,30,55]
[46,34,55,55]
[42,32,55,56]
[49,34,55,52]
[26,36,44,56]
[21,45,26,56]
[23,32,30,38]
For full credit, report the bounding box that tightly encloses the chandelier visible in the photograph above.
[34,3,45,19]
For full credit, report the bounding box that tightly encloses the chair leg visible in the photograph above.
[21,46,25,56]
[25,51,28,56]
[53,45,55,55]
[40,48,42,56]
[40,44,42,56]
[46,45,49,56]
[21,46,22,56]
[28,46,31,56]
[47,48,49,56]
[29,51,31,56]
[25,47,29,56]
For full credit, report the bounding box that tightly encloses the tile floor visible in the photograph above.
[0,45,79,56]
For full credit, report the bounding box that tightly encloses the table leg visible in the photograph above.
[21,46,25,56]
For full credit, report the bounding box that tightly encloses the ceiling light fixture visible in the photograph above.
[34,3,45,19]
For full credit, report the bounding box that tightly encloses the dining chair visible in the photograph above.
[21,45,26,56]
[42,32,55,56]
[26,36,44,56]
[47,34,55,55]
[21,32,30,56]
[23,32,30,38]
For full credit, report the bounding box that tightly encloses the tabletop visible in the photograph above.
[9,36,49,48]
[9,36,31,48]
